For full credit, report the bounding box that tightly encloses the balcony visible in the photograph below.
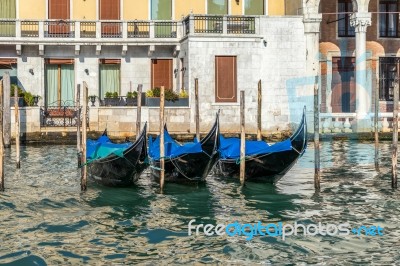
[0,15,258,46]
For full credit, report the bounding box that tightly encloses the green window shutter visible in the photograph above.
[151,0,172,20]
[208,0,228,15]
[0,0,16,18]
[245,0,264,15]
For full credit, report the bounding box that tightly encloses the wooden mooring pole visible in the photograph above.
[81,83,88,191]
[136,84,142,140]
[257,80,262,141]
[14,83,20,169]
[240,91,246,185]
[314,75,321,191]
[375,77,379,170]
[160,86,165,192]
[0,80,4,191]
[3,73,10,148]
[195,78,200,141]
[392,76,399,189]
[76,85,81,167]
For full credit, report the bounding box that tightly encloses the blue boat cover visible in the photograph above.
[87,135,132,160]
[148,129,202,160]
[218,135,293,159]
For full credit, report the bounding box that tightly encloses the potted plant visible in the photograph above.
[145,87,188,107]
[125,91,138,106]
[89,95,97,106]
[104,91,120,106]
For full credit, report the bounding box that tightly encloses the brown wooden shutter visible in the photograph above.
[215,56,237,102]
[331,57,356,113]
[151,59,173,89]
[99,59,121,64]
[49,0,70,19]
[100,0,120,20]
[46,58,74,64]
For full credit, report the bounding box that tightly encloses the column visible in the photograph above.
[350,12,371,131]
[303,13,322,133]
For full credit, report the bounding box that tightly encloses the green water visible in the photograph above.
[0,141,399,264]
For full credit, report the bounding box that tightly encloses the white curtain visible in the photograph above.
[100,64,120,98]
[46,65,58,106]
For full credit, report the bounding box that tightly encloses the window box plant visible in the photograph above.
[10,84,37,107]
[103,91,121,106]
[145,87,189,107]
[125,91,138,106]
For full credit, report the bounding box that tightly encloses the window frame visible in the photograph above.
[379,57,400,101]
[337,0,355,38]
[379,0,399,38]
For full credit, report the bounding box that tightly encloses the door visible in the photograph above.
[331,57,356,113]
[215,56,237,103]
[151,59,173,89]
[45,59,75,106]
[48,0,70,35]
[99,0,120,37]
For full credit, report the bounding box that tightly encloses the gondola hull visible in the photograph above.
[87,125,148,187]
[149,117,219,183]
[216,109,307,183]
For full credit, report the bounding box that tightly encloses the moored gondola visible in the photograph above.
[86,123,148,187]
[148,114,219,183]
[215,107,307,183]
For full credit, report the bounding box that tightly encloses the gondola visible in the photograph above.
[86,123,148,187]
[215,107,307,183]
[148,114,220,183]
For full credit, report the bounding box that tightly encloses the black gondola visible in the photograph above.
[148,114,220,183]
[87,123,148,187]
[215,107,307,183]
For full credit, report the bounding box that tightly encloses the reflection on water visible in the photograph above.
[0,142,399,264]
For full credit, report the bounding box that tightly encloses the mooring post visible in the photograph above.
[0,80,4,191]
[195,78,200,141]
[392,76,399,189]
[14,83,20,169]
[375,77,379,170]
[76,85,81,167]
[136,84,142,140]
[160,86,165,192]
[240,90,246,185]
[314,75,321,191]
[257,79,262,141]
[3,72,10,148]
[81,83,88,191]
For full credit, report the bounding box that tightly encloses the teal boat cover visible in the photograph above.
[87,135,132,161]
[218,135,292,159]
[148,129,202,160]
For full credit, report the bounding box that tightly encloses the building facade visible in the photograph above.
[1,0,312,138]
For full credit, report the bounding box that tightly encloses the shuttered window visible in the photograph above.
[245,0,264,15]
[215,56,237,103]
[49,0,70,19]
[208,0,228,15]
[151,59,173,89]
[99,0,120,20]
[0,0,16,18]
[151,0,172,20]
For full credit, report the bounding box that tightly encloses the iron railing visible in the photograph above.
[21,21,39,37]
[101,22,122,38]
[80,21,96,38]
[227,16,255,34]
[40,101,88,127]
[44,20,75,38]
[0,20,15,37]
[127,21,150,38]
[193,15,223,34]
[154,21,177,38]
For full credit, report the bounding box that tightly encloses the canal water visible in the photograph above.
[0,141,399,265]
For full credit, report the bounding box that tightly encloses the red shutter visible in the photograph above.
[100,0,120,35]
[48,0,70,34]
[46,58,74,64]
[99,59,121,64]
[151,59,173,89]
[215,56,237,102]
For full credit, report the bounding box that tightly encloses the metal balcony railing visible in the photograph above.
[0,15,257,40]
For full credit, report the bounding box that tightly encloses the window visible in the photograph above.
[0,59,17,85]
[331,57,356,112]
[151,59,173,89]
[338,0,355,37]
[245,0,264,15]
[48,0,70,36]
[379,57,400,101]
[215,56,237,103]
[45,59,75,106]
[379,0,399,37]
[151,0,172,20]
[208,0,228,15]
[99,59,121,99]
[0,0,15,36]
[99,0,120,37]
